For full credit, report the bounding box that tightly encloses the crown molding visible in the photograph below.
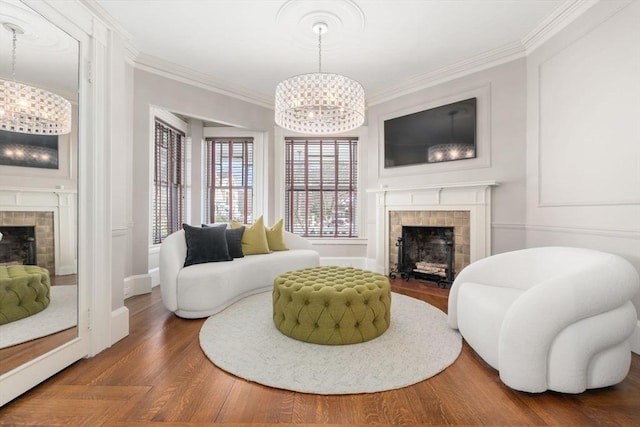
[78,0,598,111]
[367,0,598,106]
[522,0,600,54]
[80,0,132,41]
[366,41,526,107]
[79,0,138,65]
[134,53,274,109]
[81,0,268,106]
[123,42,139,67]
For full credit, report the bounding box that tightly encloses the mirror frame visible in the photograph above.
[0,0,112,406]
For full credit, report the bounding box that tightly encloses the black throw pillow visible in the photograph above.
[225,226,245,258]
[183,223,232,267]
[202,223,246,259]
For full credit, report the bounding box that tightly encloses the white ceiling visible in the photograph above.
[0,0,78,101]
[0,0,79,100]
[1,0,586,108]
[92,0,578,108]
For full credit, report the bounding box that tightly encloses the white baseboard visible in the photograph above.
[124,274,152,299]
[632,321,640,355]
[56,262,77,276]
[149,267,160,287]
[365,258,379,273]
[320,257,367,268]
[110,306,129,346]
[319,257,386,274]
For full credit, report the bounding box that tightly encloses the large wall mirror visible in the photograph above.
[0,0,79,376]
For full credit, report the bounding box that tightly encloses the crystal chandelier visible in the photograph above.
[275,22,365,134]
[427,110,475,163]
[0,23,71,135]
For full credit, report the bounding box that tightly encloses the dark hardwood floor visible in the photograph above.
[1,278,638,426]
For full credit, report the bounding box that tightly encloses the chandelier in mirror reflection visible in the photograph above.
[427,143,476,163]
[0,129,58,169]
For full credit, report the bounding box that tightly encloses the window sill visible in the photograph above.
[307,238,368,246]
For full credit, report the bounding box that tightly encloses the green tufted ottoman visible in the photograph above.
[273,266,391,345]
[0,265,51,325]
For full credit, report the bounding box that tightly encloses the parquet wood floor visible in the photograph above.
[1,278,638,426]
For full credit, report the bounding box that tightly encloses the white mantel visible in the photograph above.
[368,181,498,274]
[0,186,78,275]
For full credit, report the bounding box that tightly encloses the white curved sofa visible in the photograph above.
[160,230,319,318]
[448,246,639,393]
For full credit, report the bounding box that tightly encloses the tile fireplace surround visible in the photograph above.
[0,211,55,274]
[369,181,498,277]
[0,187,77,277]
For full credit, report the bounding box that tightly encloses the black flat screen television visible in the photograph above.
[384,97,476,168]
[0,129,59,169]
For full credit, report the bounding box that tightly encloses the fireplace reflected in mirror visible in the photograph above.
[0,207,78,374]
[0,212,55,272]
[0,225,38,266]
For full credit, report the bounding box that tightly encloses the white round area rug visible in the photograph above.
[199,291,462,395]
[0,285,77,349]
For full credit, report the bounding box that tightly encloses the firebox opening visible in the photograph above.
[390,226,455,288]
[0,226,37,266]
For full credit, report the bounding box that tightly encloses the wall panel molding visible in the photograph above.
[525,224,640,240]
[536,3,640,207]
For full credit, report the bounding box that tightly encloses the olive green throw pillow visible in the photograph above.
[265,218,288,251]
[231,216,270,255]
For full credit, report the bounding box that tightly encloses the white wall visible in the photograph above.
[366,58,528,262]
[110,32,133,315]
[187,118,204,226]
[525,0,640,333]
[130,69,275,281]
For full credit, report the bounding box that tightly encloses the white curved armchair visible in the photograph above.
[448,247,639,393]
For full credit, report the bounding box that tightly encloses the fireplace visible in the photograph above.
[388,210,471,286]
[0,226,37,265]
[0,211,55,275]
[369,181,496,278]
[390,226,455,287]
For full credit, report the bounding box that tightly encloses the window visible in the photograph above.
[204,137,254,224]
[285,137,358,238]
[152,119,185,244]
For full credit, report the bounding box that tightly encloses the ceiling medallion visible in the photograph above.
[0,22,71,135]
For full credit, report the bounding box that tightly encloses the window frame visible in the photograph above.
[203,127,265,225]
[149,108,188,247]
[274,126,367,243]
[204,137,254,224]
